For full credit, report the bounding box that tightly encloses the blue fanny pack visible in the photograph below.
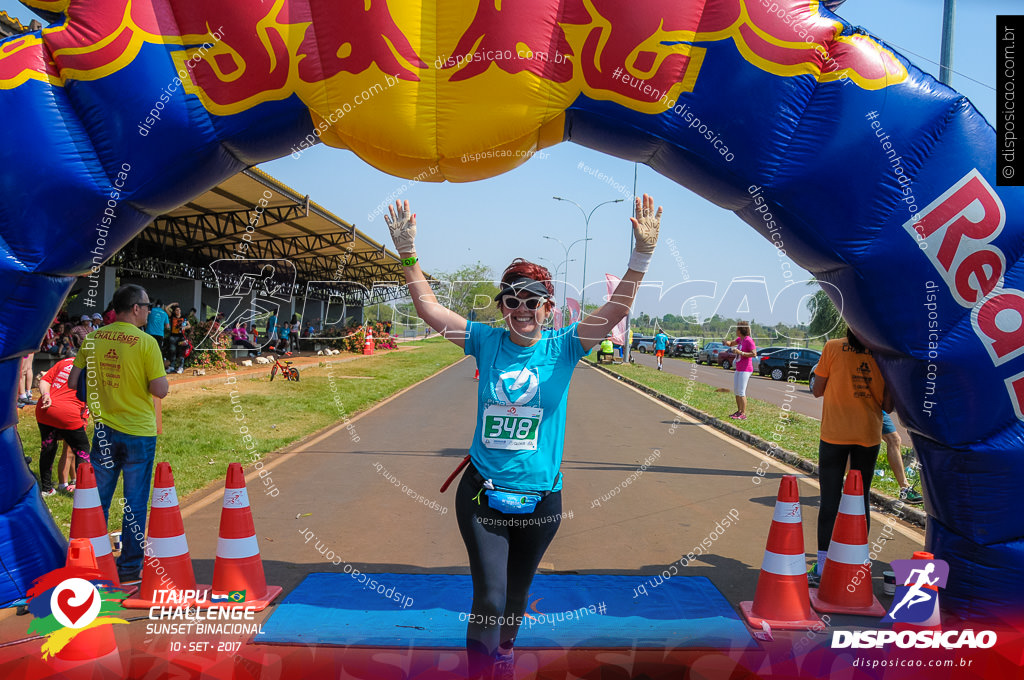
[484,487,543,514]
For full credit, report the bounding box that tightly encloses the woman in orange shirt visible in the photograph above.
[810,328,894,582]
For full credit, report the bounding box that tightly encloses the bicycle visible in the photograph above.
[270,356,300,382]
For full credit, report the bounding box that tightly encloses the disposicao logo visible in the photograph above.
[831,558,997,650]
[25,566,129,659]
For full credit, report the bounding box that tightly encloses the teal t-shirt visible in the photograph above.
[145,306,168,336]
[655,332,669,350]
[464,321,587,491]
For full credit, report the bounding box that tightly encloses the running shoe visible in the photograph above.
[41,488,56,498]
[806,561,822,587]
[22,397,37,405]
[899,487,923,505]
[58,483,76,495]
[491,652,515,680]
[736,414,748,420]
[729,413,740,419]
[118,572,142,586]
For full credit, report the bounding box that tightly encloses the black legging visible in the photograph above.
[37,423,89,493]
[167,333,185,366]
[817,440,880,552]
[455,464,561,677]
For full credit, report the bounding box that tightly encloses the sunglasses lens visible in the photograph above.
[525,298,542,310]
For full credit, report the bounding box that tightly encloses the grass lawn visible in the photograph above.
[589,354,919,499]
[21,338,464,538]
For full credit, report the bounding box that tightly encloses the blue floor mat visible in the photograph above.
[255,573,757,649]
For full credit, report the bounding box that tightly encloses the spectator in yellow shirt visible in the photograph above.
[69,284,169,584]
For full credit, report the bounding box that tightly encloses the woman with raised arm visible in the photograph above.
[385,195,661,680]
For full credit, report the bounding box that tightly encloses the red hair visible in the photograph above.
[500,259,555,311]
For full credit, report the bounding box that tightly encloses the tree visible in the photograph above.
[806,286,847,341]
[433,262,502,323]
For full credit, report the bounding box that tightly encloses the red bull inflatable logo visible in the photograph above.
[1,0,904,181]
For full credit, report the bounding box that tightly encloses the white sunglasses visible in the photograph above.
[501,296,547,310]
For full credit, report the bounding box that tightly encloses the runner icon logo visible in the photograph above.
[884,558,948,624]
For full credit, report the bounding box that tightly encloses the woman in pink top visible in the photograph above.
[724,321,757,419]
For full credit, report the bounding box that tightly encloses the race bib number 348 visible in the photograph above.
[482,405,542,451]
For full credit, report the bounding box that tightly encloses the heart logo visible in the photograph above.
[56,587,95,626]
[49,578,101,629]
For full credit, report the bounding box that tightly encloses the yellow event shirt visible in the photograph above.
[73,322,166,437]
[815,339,886,447]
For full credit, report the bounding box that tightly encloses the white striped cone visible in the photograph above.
[206,463,281,611]
[69,463,121,589]
[123,463,209,608]
[810,470,886,616]
[741,475,821,629]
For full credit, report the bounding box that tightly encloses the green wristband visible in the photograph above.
[401,256,419,267]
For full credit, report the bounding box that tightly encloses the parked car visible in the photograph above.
[695,342,729,365]
[808,362,819,392]
[632,335,655,353]
[758,348,822,381]
[751,346,797,373]
[669,337,701,357]
[718,348,736,369]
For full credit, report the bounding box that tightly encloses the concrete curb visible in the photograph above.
[589,361,928,529]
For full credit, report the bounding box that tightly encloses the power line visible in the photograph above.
[873,36,995,91]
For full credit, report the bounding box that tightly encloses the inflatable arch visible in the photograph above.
[0,0,1019,621]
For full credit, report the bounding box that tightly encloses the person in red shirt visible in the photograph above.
[35,357,90,497]
[102,303,116,327]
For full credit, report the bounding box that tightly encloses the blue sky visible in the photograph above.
[1,0,1009,323]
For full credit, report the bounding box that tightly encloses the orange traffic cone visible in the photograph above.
[740,475,822,629]
[49,538,122,674]
[69,462,122,590]
[204,463,282,611]
[892,551,942,632]
[363,328,374,355]
[809,470,886,616]
[473,368,479,381]
[123,463,210,608]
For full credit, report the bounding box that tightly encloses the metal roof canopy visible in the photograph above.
[118,167,410,305]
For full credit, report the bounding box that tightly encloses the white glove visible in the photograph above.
[629,193,662,271]
[384,200,417,257]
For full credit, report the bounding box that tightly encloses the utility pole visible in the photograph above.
[939,0,955,86]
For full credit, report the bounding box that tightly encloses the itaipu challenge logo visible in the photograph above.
[24,564,129,659]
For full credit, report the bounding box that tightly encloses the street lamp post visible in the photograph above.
[542,235,591,312]
[552,197,624,312]
[538,257,575,285]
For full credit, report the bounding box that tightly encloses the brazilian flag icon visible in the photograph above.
[228,590,246,603]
